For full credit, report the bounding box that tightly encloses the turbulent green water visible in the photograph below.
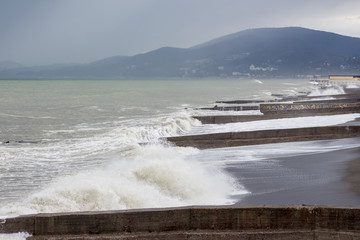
[0,79,309,142]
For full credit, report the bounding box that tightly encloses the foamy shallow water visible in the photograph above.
[192,137,360,166]
[1,144,242,216]
[188,113,360,135]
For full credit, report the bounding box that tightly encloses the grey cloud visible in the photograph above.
[1,0,359,66]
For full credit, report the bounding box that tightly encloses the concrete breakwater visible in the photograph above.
[260,102,360,115]
[196,88,360,115]
[197,105,259,111]
[196,101,360,113]
[1,206,360,239]
[194,101,360,124]
[193,112,354,124]
[166,126,360,149]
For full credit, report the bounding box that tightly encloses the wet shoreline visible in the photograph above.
[231,144,360,207]
[343,148,360,196]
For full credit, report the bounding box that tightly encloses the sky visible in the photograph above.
[1,0,360,66]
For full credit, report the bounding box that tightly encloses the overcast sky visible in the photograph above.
[1,0,360,66]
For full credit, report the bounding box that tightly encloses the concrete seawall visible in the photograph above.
[193,112,353,124]
[194,99,360,124]
[1,206,360,239]
[198,105,259,111]
[215,97,360,105]
[166,126,360,149]
[260,102,360,115]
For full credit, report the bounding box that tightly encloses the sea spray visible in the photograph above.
[346,83,360,89]
[189,114,360,135]
[0,111,202,208]
[0,232,31,240]
[0,78,315,215]
[0,111,200,165]
[0,144,241,215]
[308,85,345,96]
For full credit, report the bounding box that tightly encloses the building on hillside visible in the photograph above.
[328,75,360,84]
[310,75,360,86]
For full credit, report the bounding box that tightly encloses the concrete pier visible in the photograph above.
[194,115,271,124]
[166,126,360,149]
[215,99,275,104]
[194,101,359,124]
[194,89,360,123]
[193,112,354,124]
[1,206,360,239]
[198,105,259,111]
[294,98,360,104]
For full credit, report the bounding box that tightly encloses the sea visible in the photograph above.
[0,78,360,238]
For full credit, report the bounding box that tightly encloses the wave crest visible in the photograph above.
[1,145,242,215]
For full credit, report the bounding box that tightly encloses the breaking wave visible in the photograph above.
[0,232,31,240]
[1,145,241,215]
[308,86,345,96]
[0,111,243,216]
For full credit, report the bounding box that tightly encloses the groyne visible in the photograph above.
[260,102,360,115]
[196,102,360,113]
[194,112,353,124]
[194,101,360,124]
[197,105,259,111]
[166,126,360,149]
[1,206,360,239]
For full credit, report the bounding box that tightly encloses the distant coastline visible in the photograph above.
[1,27,360,80]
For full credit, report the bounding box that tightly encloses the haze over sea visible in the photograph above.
[1,78,359,219]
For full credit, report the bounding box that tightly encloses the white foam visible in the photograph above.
[308,86,345,96]
[0,233,31,240]
[191,137,360,166]
[299,97,336,102]
[261,90,272,96]
[0,110,205,212]
[0,113,55,119]
[0,111,200,161]
[189,114,360,135]
[84,106,104,111]
[282,82,298,86]
[346,83,360,89]
[191,109,262,116]
[0,145,243,215]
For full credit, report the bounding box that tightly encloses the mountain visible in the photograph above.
[1,27,360,79]
[0,61,24,71]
